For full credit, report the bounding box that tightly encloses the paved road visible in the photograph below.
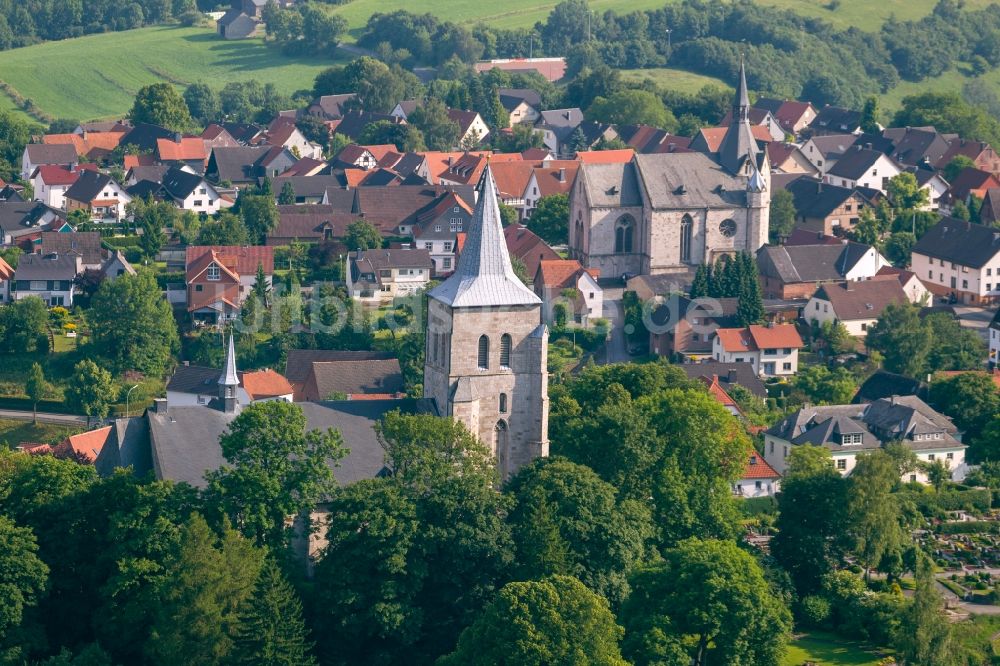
[0,409,87,426]
[601,288,631,364]
[934,573,1000,616]
[953,305,997,344]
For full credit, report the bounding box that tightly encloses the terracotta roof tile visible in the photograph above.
[57,426,112,463]
[33,165,80,186]
[156,137,207,162]
[716,324,803,352]
[744,453,780,479]
[576,149,634,163]
[186,245,274,276]
[239,369,294,400]
[537,259,587,289]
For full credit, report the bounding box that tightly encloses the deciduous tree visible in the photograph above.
[128,83,193,132]
[64,360,117,421]
[527,193,569,245]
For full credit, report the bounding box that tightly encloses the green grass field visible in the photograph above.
[0,418,83,447]
[783,632,890,666]
[621,67,729,94]
[0,0,997,123]
[0,24,342,121]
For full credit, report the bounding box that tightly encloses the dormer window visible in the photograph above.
[840,433,863,445]
[207,263,220,281]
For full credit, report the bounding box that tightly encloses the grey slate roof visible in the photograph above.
[429,166,542,308]
[826,148,888,180]
[767,395,960,453]
[0,202,61,238]
[161,166,207,200]
[679,361,767,399]
[95,417,151,478]
[813,280,907,321]
[634,152,749,209]
[25,144,77,166]
[40,231,104,266]
[785,177,859,219]
[716,60,759,174]
[757,242,874,283]
[166,365,221,394]
[912,217,1000,268]
[306,359,404,397]
[498,88,542,112]
[147,398,437,489]
[64,170,113,203]
[578,162,643,208]
[285,349,397,383]
[14,253,79,280]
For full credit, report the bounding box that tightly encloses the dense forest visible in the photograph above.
[358,0,1000,109]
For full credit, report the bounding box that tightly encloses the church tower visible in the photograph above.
[423,166,549,479]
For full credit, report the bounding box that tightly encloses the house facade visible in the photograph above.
[805,280,908,337]
[757,241,890,299]
[345,248,433,303]
[824,147,902,194]
[911,217,1000,304]
[711,324,804,377]
[185,245,274,324]
[63,171,131,221]
[763,396,966,484]
[734,453,782,498]
[533,259,603,328]
[12,253,80,306]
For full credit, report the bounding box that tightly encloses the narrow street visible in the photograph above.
[600,287,631,365]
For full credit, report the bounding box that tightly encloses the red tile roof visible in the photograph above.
[240,369,294,400]
[537,259,588,289]
[156,137,207,162]
[56,426,112,463]
[697,125,773,153]
[699,375,741,411]
[33,164,80,186]
[503,224,560,278]
[716,324,803,353]
[576,149,635,163]
[533,164,579,197]
[186,245,275,276]
[489,161,535,198]
[744,453,780,479]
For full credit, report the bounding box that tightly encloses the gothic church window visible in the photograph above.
[614,214,634,253]
[495,420,509,478]
[680,214,692,262]
[500,334,512,368]
[499,393,508,414]
[478,335,489,369]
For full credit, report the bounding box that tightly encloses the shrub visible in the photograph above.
[798,595,831,627]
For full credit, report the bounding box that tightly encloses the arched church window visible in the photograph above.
[478,335,489,369]
[500,333,512,368]
[499,393,508,414]
[614,214,634,254]
[680,214,693,263]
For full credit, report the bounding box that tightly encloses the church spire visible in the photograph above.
[219,332,239,413]
[717,56,759,175]
[735,56,750,123]
[428,164,541,308]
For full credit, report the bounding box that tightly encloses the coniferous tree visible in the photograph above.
[735,252,764,326]
[689,264,710,299]
[232,559,317,666]
[278,181,296,205]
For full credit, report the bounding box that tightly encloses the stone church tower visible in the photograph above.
[424,166,549,479]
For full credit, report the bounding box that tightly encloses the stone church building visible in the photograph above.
[569,62,770,279]
[424,166,549,479]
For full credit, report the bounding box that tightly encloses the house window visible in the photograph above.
[379,270,391,278]
[962,279,968,289]
[207,263,220,281]
[815,302,820,310]
[614,214,634,254]
[910,474,917,483]
[443,242,452,252]
[836,459,847,470]
[478,335,489,369]
[928,454,936,461]
[453,206,459,213]
[499,393,508,414]
[783,362,792,370]
[29,280,46,290]
[195,284,203,292]
[435,225,441,232]
[680,214,692,262]
[769,441,774,453]
[929,270,933,279]
[989,268,993,276]
[947,452,954,459]
[424,242,433,250]
[500,333,512,368]
[755,481,762,490]
[199,188,207,195]
[861,322,868,331]
[443,257,452,270]
[194,200,203,207]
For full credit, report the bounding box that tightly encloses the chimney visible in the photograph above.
[727,368,737,382]
[816,181,823,193]
[154,398,168,414]
[558,167,566,183]
[174,132,182,143]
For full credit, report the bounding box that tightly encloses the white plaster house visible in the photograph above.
[711,324,804,377]
[763,396,967,484]
[911,217,1000,305]
[806,280,908,337]
[824,147,902,194]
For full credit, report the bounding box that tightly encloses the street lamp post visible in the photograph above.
[125,384,139,419]
[666,28,672,50]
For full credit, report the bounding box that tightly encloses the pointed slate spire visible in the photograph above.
[717,56,759,175]
[219,333,239,413]
[429,164,541,308]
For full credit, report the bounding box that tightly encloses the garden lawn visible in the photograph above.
[782,632,889,666]
[0,418,83,448]
[0,25,344,122]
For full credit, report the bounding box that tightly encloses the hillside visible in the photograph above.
[329,0,993,33]
[0,25,341,122]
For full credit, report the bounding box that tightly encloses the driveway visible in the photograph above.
[952,305,997,344]
[601,287,631,365]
